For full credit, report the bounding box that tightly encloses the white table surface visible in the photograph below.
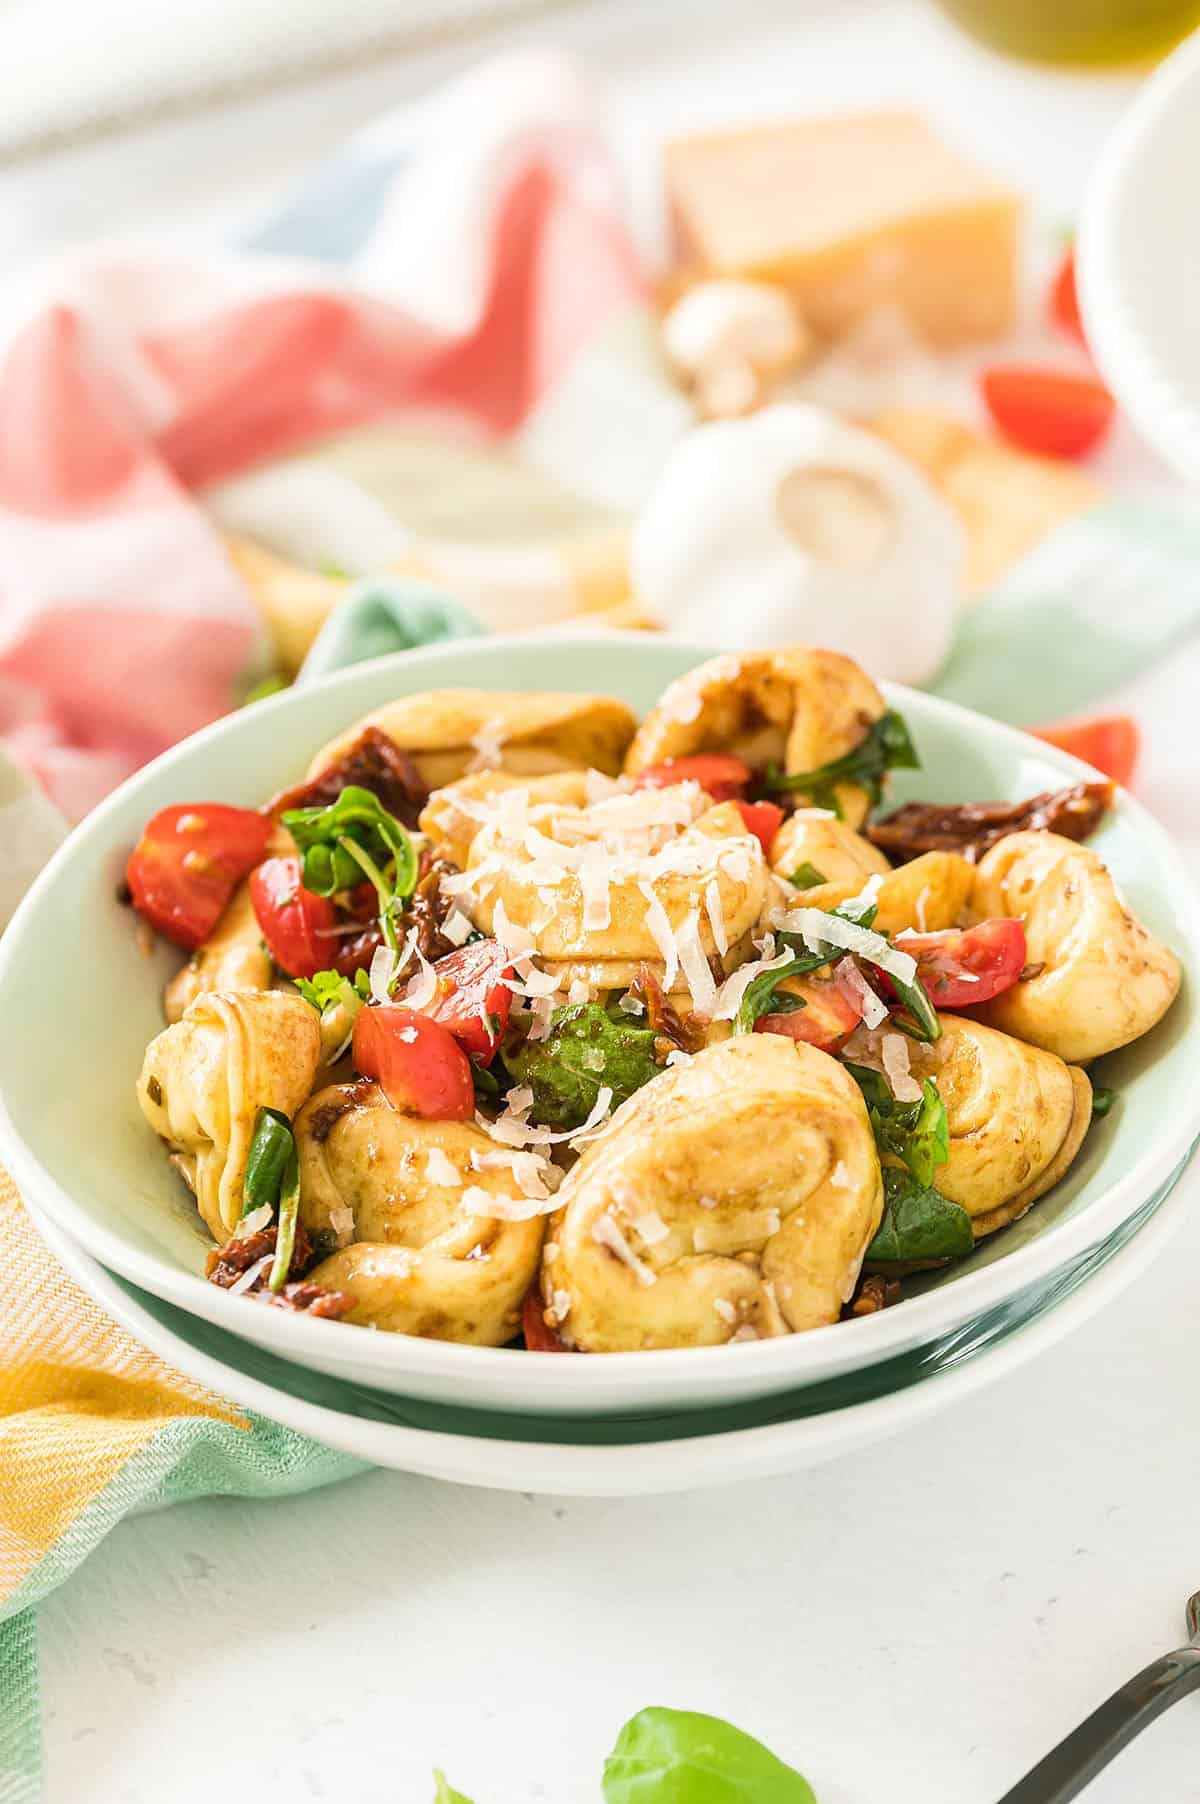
[12,3,1200,1800]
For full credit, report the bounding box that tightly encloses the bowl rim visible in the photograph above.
[1077,27,1200,482]
[25,1161,1193,1493]
[2,629,1198,1402]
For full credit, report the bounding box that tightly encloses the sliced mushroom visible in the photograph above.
[296,1082,544,1342]
[970,831,1181,1063]
[137,990,320,1240]
[543,1035,883,1350]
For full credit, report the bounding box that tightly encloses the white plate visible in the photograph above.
[1078,29,1200,480]
[26,1161,1191,1496]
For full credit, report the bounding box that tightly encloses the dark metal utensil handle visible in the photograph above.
[997,1645,1200,1803]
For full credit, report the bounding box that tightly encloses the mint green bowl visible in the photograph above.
[0,633,1195,1420]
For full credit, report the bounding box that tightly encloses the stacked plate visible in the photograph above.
[3,635,1198,1496]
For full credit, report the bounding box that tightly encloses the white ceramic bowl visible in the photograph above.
[0,634,1195,1417]
[1078,29,1200,480]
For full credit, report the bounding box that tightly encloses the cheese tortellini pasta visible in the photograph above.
[542,1036,883,1351]
[138,991,321,1240]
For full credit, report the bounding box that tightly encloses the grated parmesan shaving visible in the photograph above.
[639,881,680,992]
[468,718,507,771]
[780,907,917,985]
[711,936,794,1022]
[618,994,644,1015]
[462,1183,559,1221]
[441,908,474,948]
[632,1209,670,1246]
[567,979,592,1005]
[239,1204,273,1237]
[676,907,718,1016]
[713,1297,737,1325]
[591,1211,657,1285]
[837,960,889,1030]
[880,1031,923,1102]
[229,1254,273,1297]
[425,1148,461,1188]
[329,1203,356,1247]
[704,879,728,957]
[492,898,537,956]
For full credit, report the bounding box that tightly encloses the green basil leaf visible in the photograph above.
[866,1167,973,1266]
[1091,1084,1116,1118]
[282,783,417,902]
[432,1773,473,1804]
[789,861,827,890]
[766,708,919,810]
[883,962,941,1043]
[603,1708,816,1804]
[501,1003,660,1129]
[268,1144,301,1292]
[241,1107,293,1219]
[295,968,368,1013]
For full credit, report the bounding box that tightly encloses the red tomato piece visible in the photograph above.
[418,939,514,1066]
[755,967,864,1055]
[249,855,337,979]
[980,365,1114,460]
[1049,248,1086,347]
[522,1288,572,1352]
[897,919,1027,1008]
[126,803,274,949]
[1032,715,1138,787]
[735,798,784,856]
[353,1005,475,1120]
[632,754,752,803]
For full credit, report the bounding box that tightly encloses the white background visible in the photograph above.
[12,2,1200,1799]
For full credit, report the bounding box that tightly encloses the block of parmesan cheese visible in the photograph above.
[665,112,1022,349]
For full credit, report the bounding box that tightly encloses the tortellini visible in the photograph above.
[164,880,273,1024]
[905,1015,1092,1237]
[418,769,591,870]
[296,1082,544,1342]
[308,688,637,793]
[623,647,886,826]
[769,820,972,936]
[970,831,1182,1063]
[468,793,767,970]
[137,991,321,1240]
[541,1036,883,1351]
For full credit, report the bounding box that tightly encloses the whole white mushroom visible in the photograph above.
[630,402,963,687]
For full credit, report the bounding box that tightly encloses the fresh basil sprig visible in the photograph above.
[866,1167,974,1266]
[603,1708,817,1804]
[281,784,417,951]
[883,959,941,1043]
[845,1066,949,1189]
[765,708,918,814]
[241,1107,294,1219]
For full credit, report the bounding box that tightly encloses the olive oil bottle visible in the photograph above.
[936,0,1200,64]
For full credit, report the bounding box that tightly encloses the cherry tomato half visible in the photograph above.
[522,1287,572,1352]
[352,1005,475,1120]
[1033,715,1138,788]
[735,798,784,856]
[896,919,1027,1009]
[632,754,752,803]
[418,939,513,1066]
[980,364,1114,460]
[1048,248,1086,348]
[126,803,274,949]
[249,854,337,979]
[755,966,864,1055]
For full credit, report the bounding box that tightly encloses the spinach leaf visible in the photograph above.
[1091,1084,1116,1118]
[603,1707,816,1804]
[501,1003,660,1129]
[789,861,827,890]
[881,961,941,1043]
[845,1068,949,1189]
[866,1167,973,1266]
[432,1774,473,1804]
[765,708,919,813]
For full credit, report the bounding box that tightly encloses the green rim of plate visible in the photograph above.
[99,1144,1192,1450]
